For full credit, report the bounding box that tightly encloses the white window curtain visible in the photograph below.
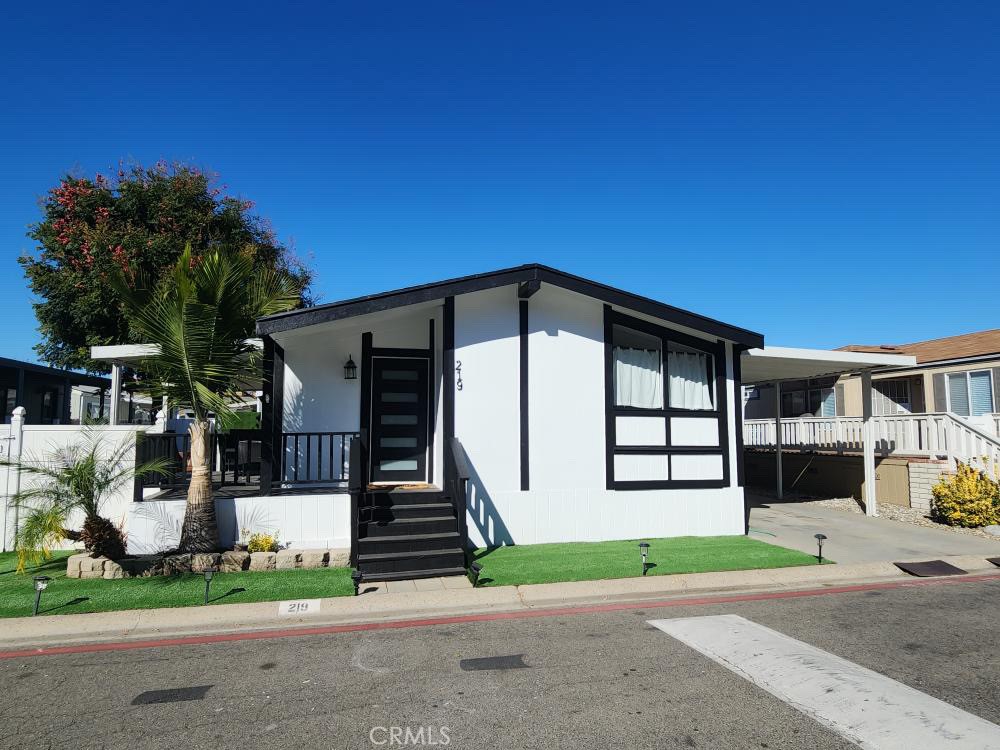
[668,350,713,410]
[614,347,663,408]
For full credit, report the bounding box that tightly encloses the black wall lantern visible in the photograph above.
[344,355,358,380]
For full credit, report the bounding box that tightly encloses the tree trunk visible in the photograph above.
[179,420,219,552]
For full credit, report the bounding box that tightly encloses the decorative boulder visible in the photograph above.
[249,551,276,571]
[221,551,251,572]
[275,550,303,570]
[328,548,350,568]
[299,551,330,569]
[191,553,222,572]
[78,555,111,579]
[103,560,125,580]
[163,553,193,575]
[119,556,164,578]
[65,553,91,579]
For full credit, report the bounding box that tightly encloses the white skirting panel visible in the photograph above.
[127,493,352,554]
[466,486,745,548]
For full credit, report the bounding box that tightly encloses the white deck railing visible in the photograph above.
[743,412,1000,471]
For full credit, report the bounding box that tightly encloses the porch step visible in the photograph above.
[365,502,456,521]
[358,531,462,555]
[368,488,446,504]
[357,548,466,576]
[360,516,459,537]
[359,567,469,583]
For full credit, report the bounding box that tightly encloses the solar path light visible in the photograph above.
[814,533,828,564]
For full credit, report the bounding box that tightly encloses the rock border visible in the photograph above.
[66,549,350,579]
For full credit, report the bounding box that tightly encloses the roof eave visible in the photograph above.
[256,264,764,348]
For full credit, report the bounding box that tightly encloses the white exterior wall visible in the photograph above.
[128,493,351,554]
[455,284,745,548]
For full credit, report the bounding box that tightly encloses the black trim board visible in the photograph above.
[427,318,435,485]
[257,264,763,349]
[443,297,455,445]
[519,300,529,491]
[360,332,373,463]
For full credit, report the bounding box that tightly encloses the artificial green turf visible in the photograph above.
[0,551,353,619]
[472,535,827,587]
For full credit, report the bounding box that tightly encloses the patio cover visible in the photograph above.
[740,346,916,517]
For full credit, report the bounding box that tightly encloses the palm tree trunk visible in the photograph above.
[179,419,219,552]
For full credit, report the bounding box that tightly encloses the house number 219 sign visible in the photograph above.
[278,599,321,616]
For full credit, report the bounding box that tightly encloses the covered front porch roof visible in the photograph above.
[740,346,916,519]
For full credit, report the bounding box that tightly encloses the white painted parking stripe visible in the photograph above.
[648,614,1000,750]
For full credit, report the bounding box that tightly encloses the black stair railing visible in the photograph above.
[348,429,369,567]
[449,437,471,560]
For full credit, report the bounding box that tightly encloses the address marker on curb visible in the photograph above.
[649,614,1000,750]
[278,599,321,616]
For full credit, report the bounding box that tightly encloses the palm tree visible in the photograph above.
[4,430,167,571]
[117,244,302,552]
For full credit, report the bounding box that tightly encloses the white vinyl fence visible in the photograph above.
[1,408,150,552]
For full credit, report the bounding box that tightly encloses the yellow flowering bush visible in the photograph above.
[247,532,280,553]
[930,462,999,528]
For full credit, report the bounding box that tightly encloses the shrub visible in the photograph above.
[930,461,1000,528]
[247,532,280,553]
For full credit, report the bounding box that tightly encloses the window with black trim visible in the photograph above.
[605,308,729,490]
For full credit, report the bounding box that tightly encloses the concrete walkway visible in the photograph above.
[749,496,1000,563]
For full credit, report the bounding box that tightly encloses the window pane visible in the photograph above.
[821,389,836,417]
[612,326,663,409]
[382,392,418,403]
[382,370,418,380]
[380,437,417,448]
[948,373,970,416]
[969,371,993,416]
[380,459,418,471]
[381,414,417,425]
[667,342,713,410]
[782,390,806,418]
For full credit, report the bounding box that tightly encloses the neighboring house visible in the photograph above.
[0,356,110,425]
[741,329,1000,512]
[744,329,1000,434]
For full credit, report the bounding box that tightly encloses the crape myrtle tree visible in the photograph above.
[20,162,311,373]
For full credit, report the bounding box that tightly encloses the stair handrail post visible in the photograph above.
[347,429,368,568]
[449,437,471,557]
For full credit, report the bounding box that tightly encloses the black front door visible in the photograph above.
[370,357,429,483]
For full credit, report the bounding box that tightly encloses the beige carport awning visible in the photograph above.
[741,346,915,383]
[739,346,916,519]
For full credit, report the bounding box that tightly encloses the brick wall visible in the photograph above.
[907,459,951,512]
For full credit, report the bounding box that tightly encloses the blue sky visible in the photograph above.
[1,2,998,364]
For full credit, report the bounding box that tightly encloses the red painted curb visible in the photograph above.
[2,571,998,661]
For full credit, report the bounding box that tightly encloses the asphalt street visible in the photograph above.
[1,577,999,749]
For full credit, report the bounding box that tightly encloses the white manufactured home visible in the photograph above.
[228,264,762,580]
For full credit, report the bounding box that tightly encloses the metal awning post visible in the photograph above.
[861,369,878,517]
[109,364,122,426]
[775,380,783,500]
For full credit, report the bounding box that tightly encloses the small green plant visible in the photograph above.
[247,532,280,553]
[930,461,1000,528]
[3,430,167,571]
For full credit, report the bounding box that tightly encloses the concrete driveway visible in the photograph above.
[748,494,1000,564]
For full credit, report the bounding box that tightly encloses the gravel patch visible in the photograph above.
[801,497,1000,542]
